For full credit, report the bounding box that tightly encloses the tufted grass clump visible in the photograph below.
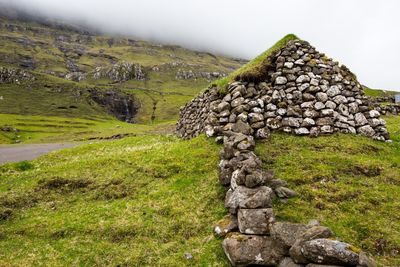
[13,160,34,171]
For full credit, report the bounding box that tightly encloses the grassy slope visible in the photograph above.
[0,114,175,144]
[256,115,400,266]
[364,87,399,98]
[0,17,243,125]
[0,135,228,266]
[0,116,399,266]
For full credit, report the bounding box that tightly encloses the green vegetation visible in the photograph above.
[0,116,399,265]
[255,115,400,266]
[0,17,243,125]
[0,113,175,144]
[0,135,229,266]
[213,34,299,91]
[363,86,399,98]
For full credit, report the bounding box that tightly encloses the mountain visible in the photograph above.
[0,10,246,143]
[0,10,245,123]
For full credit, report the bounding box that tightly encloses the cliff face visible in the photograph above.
[88,89,138,123]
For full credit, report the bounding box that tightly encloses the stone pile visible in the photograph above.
[367,96,400,116]
[177,39,381,266]
[214,127,374,266]
[177,40,389,141]
[0,67,34,84]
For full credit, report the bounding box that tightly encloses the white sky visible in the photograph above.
[2,0,400,90]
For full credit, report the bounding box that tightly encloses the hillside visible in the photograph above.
[1,9,400,266]
[0,116,399,266]
[0,13,244,143]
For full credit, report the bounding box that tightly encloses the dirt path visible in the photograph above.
[0,143,78,164]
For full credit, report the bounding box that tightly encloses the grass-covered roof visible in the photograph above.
[213,34,300,91]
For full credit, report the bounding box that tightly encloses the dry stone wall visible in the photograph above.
[177,40,380,266]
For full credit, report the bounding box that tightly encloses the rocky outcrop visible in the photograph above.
[88,89,138,123]
[176,70,226,80]
[93,62,146,82]
[0,67,34,84]
[65,72,86,82]
[177,39,380,266]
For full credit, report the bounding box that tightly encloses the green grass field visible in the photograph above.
[0,116,399,266]
[0,114,176,144]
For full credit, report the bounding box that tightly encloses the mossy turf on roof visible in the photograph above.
[213,34,300,91]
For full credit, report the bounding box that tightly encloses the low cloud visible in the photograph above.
[1,0,400,90]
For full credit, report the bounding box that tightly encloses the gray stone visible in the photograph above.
[223,233,286,266]
[355,113,368,126]
[325,100,337,109]
[357,125,375,137]
[299,83,310,92]
[276,76,288,85]
[271,222,310,250]
[238,208,274,234]
[314,102,325,110]
[289,226,334,264]
[316,92,328,102]
[255,127,271,139]
[301,239,359,266]
[218,101,231,112]
[248,113,264,123]
[283,117,301,127]
[369,110,380,118]
[225,186,273,214]
[231,97,245,108]
[302,118,315,127]
[320,125,333,134]
[231,120,252,135]
[295,127,310,135]
[284,62,294,69]
[333,95,348,104]
[296,75,310,83]
[327,85,341,97]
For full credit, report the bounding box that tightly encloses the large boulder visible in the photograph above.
[289,226,334,264]
[301,239,359,266]
[223,233,286,266]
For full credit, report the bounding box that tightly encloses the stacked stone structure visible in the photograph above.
[177,39,381,266]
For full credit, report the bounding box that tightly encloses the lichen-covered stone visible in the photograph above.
[223,233,286,266]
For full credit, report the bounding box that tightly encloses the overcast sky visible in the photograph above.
[1,0,400,90]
